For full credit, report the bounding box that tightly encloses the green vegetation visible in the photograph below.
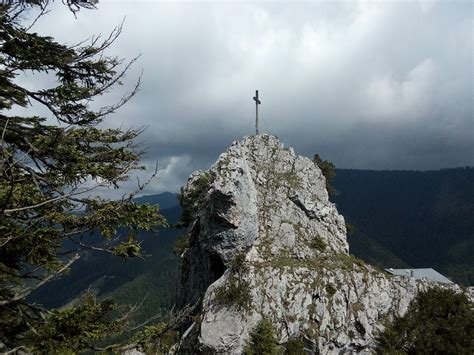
[351,302,365,313]
[283,338,305,354]
[230,251,249,272]
[31,213,181,318]
[131,323,178,354]
[177,171,214,226]
[215,277,252,312]
[255,252,370,277]
[332,167,474,285]
[313,154,337,196]
[339,254,367,271]
[0,2,165,351]
[214,251,252,311]
[376,288,474,354]
[345,222,354,236]
[244,318,279,355]
[173,233,190,255]
[310,235,327,252]
[325,283,337,296]
[31,293,123,353]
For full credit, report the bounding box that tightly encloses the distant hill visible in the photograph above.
[30,193,183,325]
[332,167,474,285]
[134,191,179,210]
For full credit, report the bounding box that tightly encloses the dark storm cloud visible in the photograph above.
[26,0,473,193]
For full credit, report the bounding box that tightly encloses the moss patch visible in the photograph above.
[283,338,305,354]
[214,277,252,312]
[325,283,337,296]
[352,302,365,313]
[310,235,327,252]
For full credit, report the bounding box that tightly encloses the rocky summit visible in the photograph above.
[176,135,460,354]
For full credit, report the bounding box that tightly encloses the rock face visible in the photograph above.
[177,135,459,354]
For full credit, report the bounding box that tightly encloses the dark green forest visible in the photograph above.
[30,203,182,326]
[332,167,474,285]
[31,167,474,325]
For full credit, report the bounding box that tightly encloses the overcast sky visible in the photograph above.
[25,0,473,194]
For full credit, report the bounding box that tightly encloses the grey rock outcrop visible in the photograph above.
[177,135,461,354]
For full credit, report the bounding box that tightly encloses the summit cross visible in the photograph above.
[253,90,261,135]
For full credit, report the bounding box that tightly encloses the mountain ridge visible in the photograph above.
[174,135,466,353]
[29,166,473,343]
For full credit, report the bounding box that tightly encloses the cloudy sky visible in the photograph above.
[25,0,473,194]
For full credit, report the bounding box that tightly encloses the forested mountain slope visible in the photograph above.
[332,167,474,285]
[30,195,183,325]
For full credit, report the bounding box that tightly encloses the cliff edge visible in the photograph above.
[176,135,459,353]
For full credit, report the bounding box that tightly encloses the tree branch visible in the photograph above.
[0,253,81,306]
[2,160,136,214]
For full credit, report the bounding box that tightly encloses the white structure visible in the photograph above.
[386,268,454,284]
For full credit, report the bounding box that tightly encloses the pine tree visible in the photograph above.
[0,2,164,351]
[313,153,337,196]
[376,288,474,354]
[244,318,279,355]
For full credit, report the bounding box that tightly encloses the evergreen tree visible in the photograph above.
[244,318,279,355]
[313,153,337,196]
[376,287,474,354]
[0,2,164,351]
[7,0,98,14]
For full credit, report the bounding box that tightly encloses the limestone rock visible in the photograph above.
[177,135,463,354]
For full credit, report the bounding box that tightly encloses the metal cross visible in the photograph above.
[253,90,261,135]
